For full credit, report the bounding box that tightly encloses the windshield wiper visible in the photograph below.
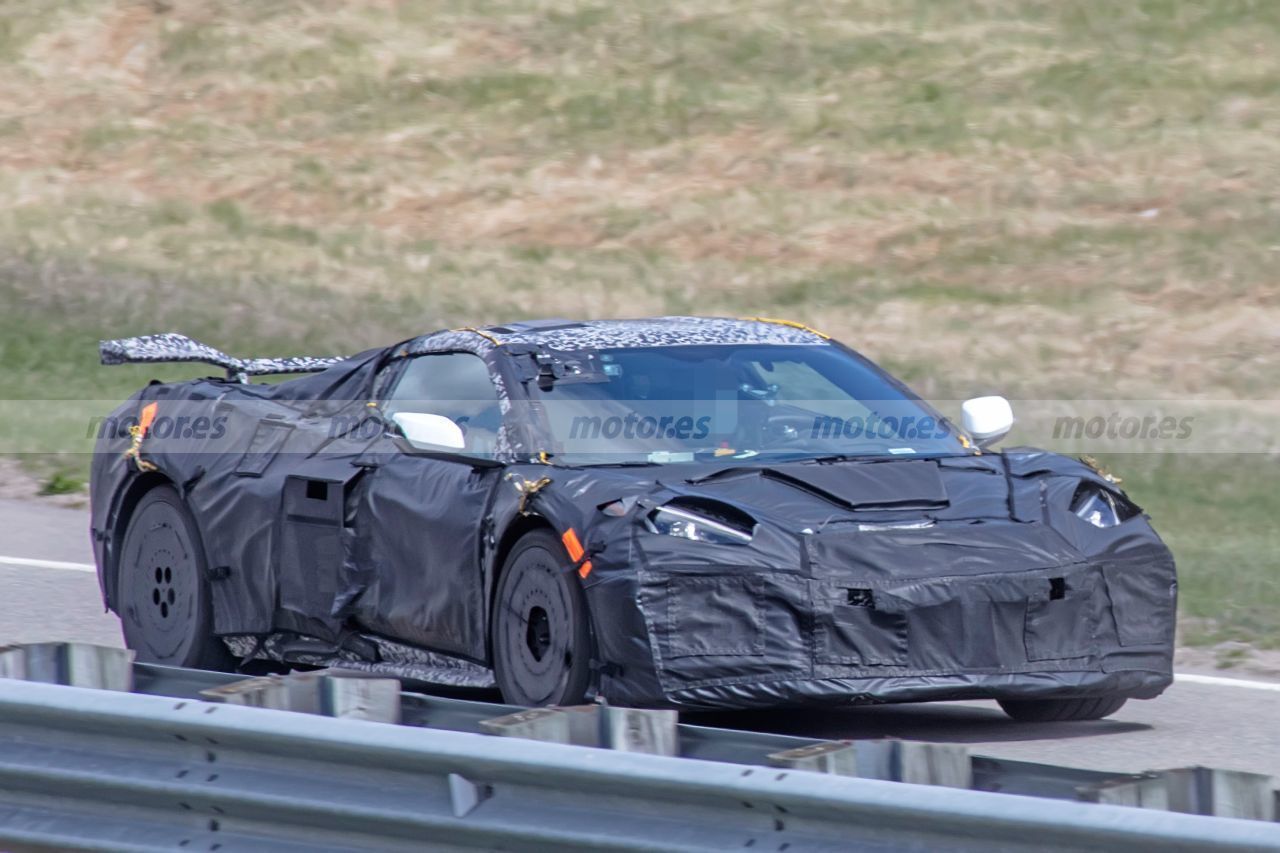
[572,459,662,468]
[800,451,972,464]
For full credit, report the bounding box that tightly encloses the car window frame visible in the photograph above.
[378,351,506,463]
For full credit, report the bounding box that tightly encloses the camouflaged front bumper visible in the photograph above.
[589,517,1176,711]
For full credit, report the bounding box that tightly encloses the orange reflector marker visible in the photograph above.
[561,528,593,579]
[124,402,161,472]
[138,402,159,437]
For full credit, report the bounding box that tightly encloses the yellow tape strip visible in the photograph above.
[740,316,831,340]
[454,327,502,347]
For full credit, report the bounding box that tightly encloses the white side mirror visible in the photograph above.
[392,411,466,451]
[961,396,1014,447]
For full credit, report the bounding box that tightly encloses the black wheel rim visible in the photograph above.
[499,549,576,705]
[120,498,202,664]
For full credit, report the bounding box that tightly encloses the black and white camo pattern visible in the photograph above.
[402,328,499,358]
[404,317,825,356]
[501,316,824,349]
[221,633,495,688]
[100,333,346,376]
[396,318,826,462]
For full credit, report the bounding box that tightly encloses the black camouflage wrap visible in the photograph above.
[90,318,1176,708]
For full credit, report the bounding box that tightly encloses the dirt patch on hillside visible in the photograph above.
[0,458,87,507]
[1176,643,1280,682]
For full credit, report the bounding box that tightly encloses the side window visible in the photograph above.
[384,353,502,454]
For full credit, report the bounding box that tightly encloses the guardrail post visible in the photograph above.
[0,643,133,691]
[768,739,971,789]
[0,647,22,679]
[479,708,573,743]
[854,740,972,788]
[766,740,860,775]
[480,705,678,755]
[202,675,313,711]
[1163,767,1276,821]
[602,706,678,756]
[1077,773,1170,810]
[200,670,400,723]
[1076,767,1277,821]
[319,672,402,723]
[555,705,604,747]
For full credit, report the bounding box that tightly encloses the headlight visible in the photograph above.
[1071,484,1138,529]
[644,504,754,545]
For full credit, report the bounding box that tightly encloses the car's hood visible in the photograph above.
[617,450,1146,577]
[529,449,1142,577]
[673,454,1014,528]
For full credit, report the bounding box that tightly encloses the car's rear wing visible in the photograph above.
[100,333,346,381]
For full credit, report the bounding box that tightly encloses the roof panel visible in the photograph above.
[482,316,826,349]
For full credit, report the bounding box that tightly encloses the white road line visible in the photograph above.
[1174,672,1280,692]
[0,555,96,573]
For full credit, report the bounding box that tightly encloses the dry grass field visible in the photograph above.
[0,0,1276,646]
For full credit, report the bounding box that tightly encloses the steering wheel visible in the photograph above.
[760,412,815,446]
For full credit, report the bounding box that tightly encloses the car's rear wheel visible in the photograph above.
[117,485,231,670]
[998,695,1127,722]
[492,529,593,706]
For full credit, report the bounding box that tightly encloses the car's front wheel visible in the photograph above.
[491,529,593,706]
[998,695,1127,722]
[117,484,231,670]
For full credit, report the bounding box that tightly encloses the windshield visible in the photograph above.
[529,344,968,464]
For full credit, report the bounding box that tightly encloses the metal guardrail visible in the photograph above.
[0,645,1277,847]
[0,678,1278,852]
[131,661,1278,810]
[134,662,835,771]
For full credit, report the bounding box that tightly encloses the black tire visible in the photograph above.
[998,695,1128,722]
[491,529,593,706]
[117,485,232,670]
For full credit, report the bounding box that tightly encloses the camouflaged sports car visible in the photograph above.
[90,317,1176,719]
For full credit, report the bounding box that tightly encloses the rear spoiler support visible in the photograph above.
[99,333,346,382]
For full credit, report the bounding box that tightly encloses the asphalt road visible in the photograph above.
[1,497,1276,780]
